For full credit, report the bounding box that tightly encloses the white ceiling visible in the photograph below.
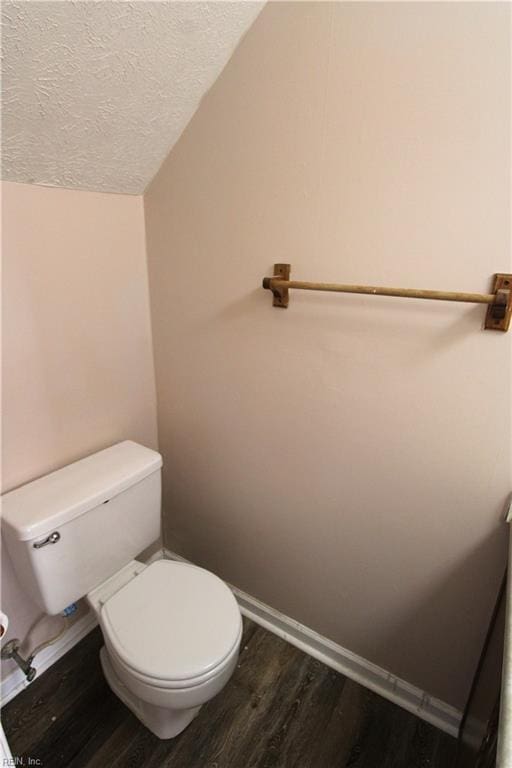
[1,1,263,195]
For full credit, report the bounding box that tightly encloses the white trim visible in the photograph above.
[164,548,462,738]
[1,611,98,706]
[145,548,166,566]
[0,724,13,763]
[1,548,462,739]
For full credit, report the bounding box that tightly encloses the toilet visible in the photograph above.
[2,441,243,739]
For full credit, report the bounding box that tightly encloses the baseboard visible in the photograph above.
[1,611,98,707]
[1,548,463,739]
[145,547,167,566]
[164,547,462,738]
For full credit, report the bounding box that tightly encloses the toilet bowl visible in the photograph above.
[87,558,243,739]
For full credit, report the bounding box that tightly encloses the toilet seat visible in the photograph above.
[106,628,241,691]
[99,560,242,689]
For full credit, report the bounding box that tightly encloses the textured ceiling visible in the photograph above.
[1,1,263,194]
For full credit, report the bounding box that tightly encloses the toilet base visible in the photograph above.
[100,646,201,739]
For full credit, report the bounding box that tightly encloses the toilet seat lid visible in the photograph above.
[100,560,242,683]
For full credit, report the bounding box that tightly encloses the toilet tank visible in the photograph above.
[2,441,162,615]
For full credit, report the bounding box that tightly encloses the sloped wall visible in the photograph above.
[144,2,511,710]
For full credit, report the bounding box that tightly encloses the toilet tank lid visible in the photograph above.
[1,441,162,542]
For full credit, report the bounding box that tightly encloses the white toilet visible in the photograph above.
[2,441,243,739]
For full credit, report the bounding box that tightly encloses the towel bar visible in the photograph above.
[262,264,512,332]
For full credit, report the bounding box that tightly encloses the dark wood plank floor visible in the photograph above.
[2,619,456,767]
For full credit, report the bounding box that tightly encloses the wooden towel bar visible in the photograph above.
[262,264,512,332]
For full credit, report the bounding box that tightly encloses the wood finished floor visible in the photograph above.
[3,619,457,768]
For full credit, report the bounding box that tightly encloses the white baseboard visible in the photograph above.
[164,548,462,738]
[1,611,98,707]
[1,548,462,740]
[145,548,167,566]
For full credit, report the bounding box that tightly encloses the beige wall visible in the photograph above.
[1,181,158,670]
[145,2,511,711]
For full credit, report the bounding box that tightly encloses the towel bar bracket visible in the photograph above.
[262,263,290,308]
[484,274,512,332]
[262,264,512,332]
